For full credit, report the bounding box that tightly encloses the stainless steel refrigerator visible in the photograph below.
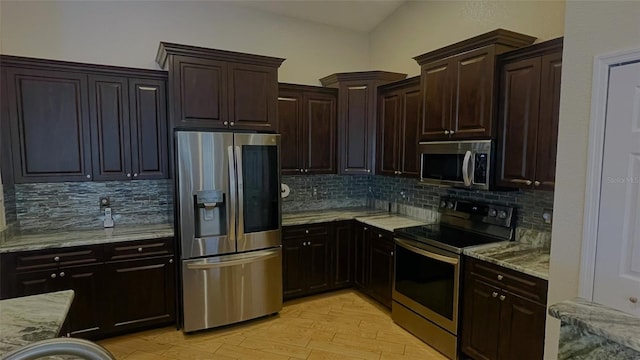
[176,131,282,333]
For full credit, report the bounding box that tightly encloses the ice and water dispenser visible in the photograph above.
[194,190,226,237]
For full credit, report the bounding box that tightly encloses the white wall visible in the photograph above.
[0,1,369,85]
[369,0,566,76]
[545,2,640,359]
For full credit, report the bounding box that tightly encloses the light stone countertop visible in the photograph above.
[549,298,640,356]
[282,208,431,232]
[463,241,550,280]
[0,290,74,357]
[0,224,174,253]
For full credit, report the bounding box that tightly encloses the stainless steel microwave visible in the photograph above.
[419,140,493,190]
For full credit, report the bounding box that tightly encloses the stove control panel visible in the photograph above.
[439,197,515,228]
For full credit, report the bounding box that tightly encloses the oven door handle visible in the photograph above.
[462,150,473,187]
[395,238,459,265]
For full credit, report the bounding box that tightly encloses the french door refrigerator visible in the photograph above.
[176,131,282,332]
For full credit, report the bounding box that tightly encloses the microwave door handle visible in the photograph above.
[462,150,472,186]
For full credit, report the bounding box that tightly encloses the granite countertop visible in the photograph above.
[0,290,74,357]
[282,208,430,232]
[0,223,174,253]
[463,241,550,280]
[549,298,640,353]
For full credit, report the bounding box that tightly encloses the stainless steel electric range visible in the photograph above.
[392,198,516,360]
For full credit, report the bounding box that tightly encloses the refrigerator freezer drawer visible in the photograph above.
[181,247,283,332]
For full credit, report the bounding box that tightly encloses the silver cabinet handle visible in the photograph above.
[534,180,540,186]
[54,256,60,262]
[390,251,394,256]
[305,169,309,173]
[300,169,304,173]
[169,259,174,264]
[86,174,91,179]
[308,241,311,246]
[223,121,229,126]
[51,273,57,279]
[526,180,532,186]
[137,247,143,253]
[363,227,368,231]
[497,274,504,280]
[630,297,638,304]
[492,292,498,298]
[59,272,65,278]
[499,295,506,301]
[398,171,402,175]
[449,130,455,135]
[378,234,383,238]
[305,230,309,234]
[444,130,450,135]
[127,173,131,178]
[230,122,235,126]
[133,173,138,178]
[367,169,371,173]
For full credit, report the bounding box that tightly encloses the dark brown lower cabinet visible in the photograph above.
[103,256,176,335]
[282,224,331,300]
[367,228,394,309]
[333,221,354,289]
[0,238,176,340]
[354,223,370,290]
[462,257,547,360]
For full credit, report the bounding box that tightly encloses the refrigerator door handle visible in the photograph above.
[234,145,245,241]
[227,145,237,244]
[185,248,280,270]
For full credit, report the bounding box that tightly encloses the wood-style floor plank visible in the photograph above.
[97,290,448,360]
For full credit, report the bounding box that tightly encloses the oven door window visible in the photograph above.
[395,244,455,320]
[421,153,464,182]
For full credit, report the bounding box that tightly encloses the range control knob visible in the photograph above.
[440,200,447,208]
[447,201,455,209]
[488,209,498,217]
[498,210,508,219]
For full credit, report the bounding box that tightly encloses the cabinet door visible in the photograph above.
[461,277,501,360]
[354,224,370,290]
[304,92,337,174]
[171,55,228,129]
[306,234,331,294]
[369,231,394,308]
[339,82,374,174]
[228,63,278,132]
[88,75,131,181]
[5,68,92,182]
[497,57,541,188]
[452,46,496,138]
[333,221,353,289]
[60,264,103,339]
[103,256,175,335]
[278,90,303,174]
[534,52,562,191]
[377,90,401,176]
[420,59,452,140]
[399,87,421,177]
[129,78,168,180]
[282,237,306,299]
[497,293,546,360]
[13,269,59,298]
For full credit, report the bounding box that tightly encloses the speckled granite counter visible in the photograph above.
[0,290,74,357]
[463,242,549,280]
[282,208,430,232]
[0,224,174,253]
[549,298,640,359]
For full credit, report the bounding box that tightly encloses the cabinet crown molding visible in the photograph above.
[156,42,285,69]
[498,37,564,63]
[377,76,420,92]
[319,71,407,87]
[413,28,537,65]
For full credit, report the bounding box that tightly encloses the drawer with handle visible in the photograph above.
[283,224,330,239]
[11,245,103,272]
[104,237,174,261]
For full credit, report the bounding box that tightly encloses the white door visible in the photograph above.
[593,60,640,316]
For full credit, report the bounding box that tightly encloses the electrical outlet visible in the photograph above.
[99,197,110,207]
[542,209,553,224]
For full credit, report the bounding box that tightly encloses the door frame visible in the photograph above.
[580,46,640,300]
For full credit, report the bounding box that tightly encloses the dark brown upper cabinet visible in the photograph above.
[376,77,421,177]
[156,43,284,132]
[278,83,337,175]
[320,71,407,175]
[1,55,168,183]
[414,29,536,141]
[496,38,563,191]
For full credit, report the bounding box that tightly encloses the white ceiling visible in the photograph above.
[234,0,406,32]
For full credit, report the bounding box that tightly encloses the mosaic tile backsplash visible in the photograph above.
[14,180,172,233]
[1,185,17,241]
[282,174,554,233]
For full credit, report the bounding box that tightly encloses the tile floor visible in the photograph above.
[98,290,448,360]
